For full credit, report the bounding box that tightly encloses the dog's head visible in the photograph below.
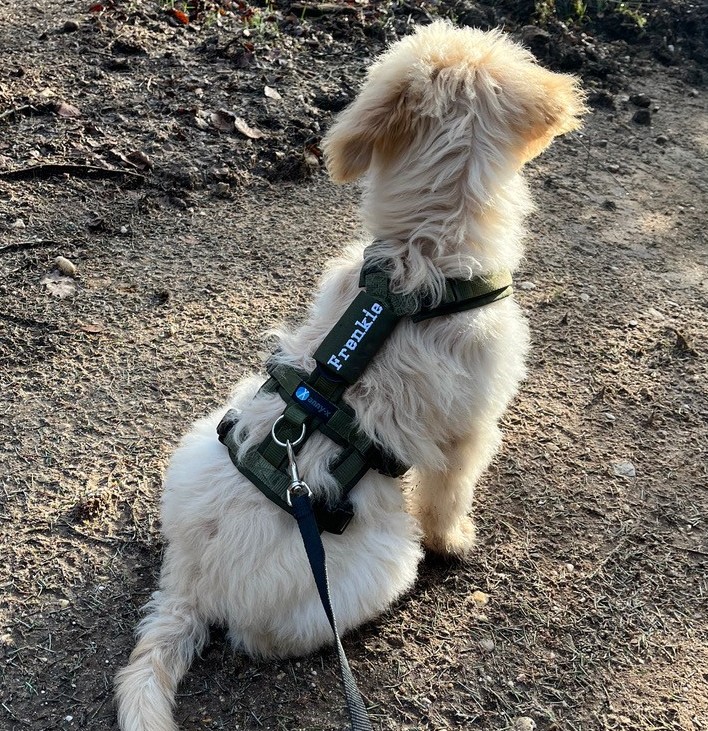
[323,22,587,185]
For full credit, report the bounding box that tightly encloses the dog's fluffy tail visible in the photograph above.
[115,592,208,731]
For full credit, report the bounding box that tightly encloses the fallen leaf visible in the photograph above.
[234,50,254,68]
[209,109,235,133]
[41,271,77,299]
[125,150,153,170]
[233,116,264,139]
[264,85,282,101]
[55,101,81,118]
[109,148,152,170]
[80,323,105,334]
[169,8,189,24]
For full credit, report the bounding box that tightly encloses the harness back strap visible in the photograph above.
[218,260,513,532]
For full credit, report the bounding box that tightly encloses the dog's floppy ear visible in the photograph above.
[510,65,587,165]
[322,82,417,183]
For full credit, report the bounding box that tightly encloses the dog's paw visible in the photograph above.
[423,518,477,557]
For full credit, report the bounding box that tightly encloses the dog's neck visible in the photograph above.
[359,171,532,301]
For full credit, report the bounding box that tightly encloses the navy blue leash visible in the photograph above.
[290,488,373,731]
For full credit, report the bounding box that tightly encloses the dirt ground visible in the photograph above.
[1,1,706,730]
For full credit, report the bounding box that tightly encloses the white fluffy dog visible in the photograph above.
[116,22,585,731]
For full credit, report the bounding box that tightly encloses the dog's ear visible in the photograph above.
[322,83,417,183]
[510,65,587,165]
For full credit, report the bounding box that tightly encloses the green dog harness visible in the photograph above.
[217,254,513,534]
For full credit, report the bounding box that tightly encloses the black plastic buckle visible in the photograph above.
[314,499,355,535]
[217,408,241,444]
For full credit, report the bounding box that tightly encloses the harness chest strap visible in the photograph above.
[218,259,513,532]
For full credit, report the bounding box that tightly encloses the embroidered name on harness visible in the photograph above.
[313,291,401,385]
[326,302,384,372]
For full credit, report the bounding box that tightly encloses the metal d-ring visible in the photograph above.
[270,415,307,448]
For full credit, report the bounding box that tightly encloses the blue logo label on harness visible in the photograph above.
[294,383,336,421]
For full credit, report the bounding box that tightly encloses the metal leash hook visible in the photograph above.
[284,440,312,507]
[270,416,312,506]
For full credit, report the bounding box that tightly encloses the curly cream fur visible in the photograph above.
[115,22,586,731]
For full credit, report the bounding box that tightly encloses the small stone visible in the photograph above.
[564,563,575,572]
[519,281,537,290]
[612,461,636,478]
[61,20,80,33]
[628,319,638,327]
[10,218,26,229]
[514,717,536,731]
[472,590,489,607]
[64,716,73,723]
[214,182,231,197]
[655,134,669,145]
[579,293,590,303]
[607,163,620,174]
[57,599,70,609]
[595,139,608,148]
[632,109,651,125]
[588,90,616,110]
[120,225,129,234]
[479,638,495,652]
[55,256,77,276]
[688,89,699,98]
[603,412,616,422]
[629,93,651,108]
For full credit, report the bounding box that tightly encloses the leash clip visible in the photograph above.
[285,440,312,506]
[270,417,312,506]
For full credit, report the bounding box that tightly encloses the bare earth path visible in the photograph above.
[1,2,706,730]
